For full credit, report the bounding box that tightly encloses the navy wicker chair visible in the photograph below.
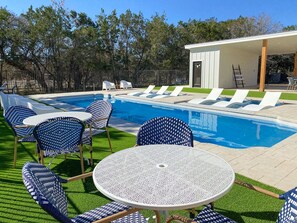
[136,117,194,147]
[166,180,297,223]
[82,100,112,165]
[22,162,158,223]
[33,117,85,174]
[5,105,37,168]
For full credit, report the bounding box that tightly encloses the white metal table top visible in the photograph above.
[93,144,235,211]
[23,111,92,126]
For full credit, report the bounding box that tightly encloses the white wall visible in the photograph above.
[189,48,220,88]
[219,46,259,88]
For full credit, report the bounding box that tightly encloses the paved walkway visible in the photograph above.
[30,89,297,191]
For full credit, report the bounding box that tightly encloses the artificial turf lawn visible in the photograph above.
[0,114,285,223]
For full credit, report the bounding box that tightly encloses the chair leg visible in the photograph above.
[13,137,18,168]
[79,145,85,175]
[89,144,93,166]
[40,151,45,165]
[106,127,112,152]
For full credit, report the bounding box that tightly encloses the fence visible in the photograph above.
[4,69,189,94]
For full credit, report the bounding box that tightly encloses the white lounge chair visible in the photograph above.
[127,85,155,96]
[102,81,116,90]
[153,86,184,99]
[120,80,133,89]
[188,88,224,105]
[139,86,169,98]
[242,92,282,111]
[212,89,249,108]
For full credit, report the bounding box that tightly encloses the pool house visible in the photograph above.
[185,30,297,91]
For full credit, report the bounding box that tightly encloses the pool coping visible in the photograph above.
[29,89,297,191]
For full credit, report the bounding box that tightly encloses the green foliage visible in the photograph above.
[0,5,290,92]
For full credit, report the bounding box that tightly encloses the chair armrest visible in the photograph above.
[67,172,93,182]
[91,117,108,124]
[14,124,31,128]
[235,179,279,199]
[166,215,194,223]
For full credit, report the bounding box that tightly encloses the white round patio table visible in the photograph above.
[23,111,92,126]
[93,144,235,211]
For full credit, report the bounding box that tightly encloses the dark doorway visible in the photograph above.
[192,61,202,87]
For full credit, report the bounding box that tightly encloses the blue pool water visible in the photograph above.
[56,94,297,149]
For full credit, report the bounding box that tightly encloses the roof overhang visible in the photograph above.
[185,31,297,55]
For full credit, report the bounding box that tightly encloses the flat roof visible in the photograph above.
[185,30,297,55]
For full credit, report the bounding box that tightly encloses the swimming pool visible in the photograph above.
[55,94,297,149]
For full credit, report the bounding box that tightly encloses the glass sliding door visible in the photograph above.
[192,61,202,87]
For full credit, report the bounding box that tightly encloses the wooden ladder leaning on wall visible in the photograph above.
[232,64,245,88]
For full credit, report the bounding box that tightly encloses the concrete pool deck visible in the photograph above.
[30,89,297,191]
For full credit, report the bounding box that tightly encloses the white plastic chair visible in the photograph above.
[102,81,116,90]
[212,89,249,108]
[287,77,296,90]
[242,92,281,111]
[120,80,133,89]
[188,88,224,105]
[139,86,169,98]
[153,86,184,99]
[128,85,155,96]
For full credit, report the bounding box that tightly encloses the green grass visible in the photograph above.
[0,114,285,223]
[157,86,297,100]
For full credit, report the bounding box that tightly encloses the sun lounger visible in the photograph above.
[120,80,133,89]
[153,86,184,99]
[188,88,224,105]
[139,86,169,98]
[212,89,249,108]
[127,85,155,96]
[241,92,281,111]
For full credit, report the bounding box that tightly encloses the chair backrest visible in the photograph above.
[0,91,8,114]
[170,86,184,96]
[230,89,249,103]
[85,100,112,129]
[136,117,193,147]
[156,86,169,95]
[22,162,71,223]
[33,117,84,157]
[277,187,297,222]
[5,106,36,137]
[206,88,224,100]
[143,85,155,94]
[259,92,281,107]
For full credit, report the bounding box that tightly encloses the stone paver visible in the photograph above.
[30,88,297,191]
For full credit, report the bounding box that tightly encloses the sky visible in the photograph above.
[1,0,297,27]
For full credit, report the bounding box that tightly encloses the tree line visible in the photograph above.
[0,3,295,92]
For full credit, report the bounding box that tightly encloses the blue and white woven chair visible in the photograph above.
[22,162,158,223]
[82,100,112,165]
[166,180,297,223]
[136,117,193,147]
[5,106,37,168]
[33,117,85,174]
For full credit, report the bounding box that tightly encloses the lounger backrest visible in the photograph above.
[230,89,249,103]
[156,86,169,95]
[206,88,223,100]
[259,92,282,107]
[144,85,155,94]
[170,86,184,96]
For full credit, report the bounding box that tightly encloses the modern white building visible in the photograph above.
[185,31,297,91]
